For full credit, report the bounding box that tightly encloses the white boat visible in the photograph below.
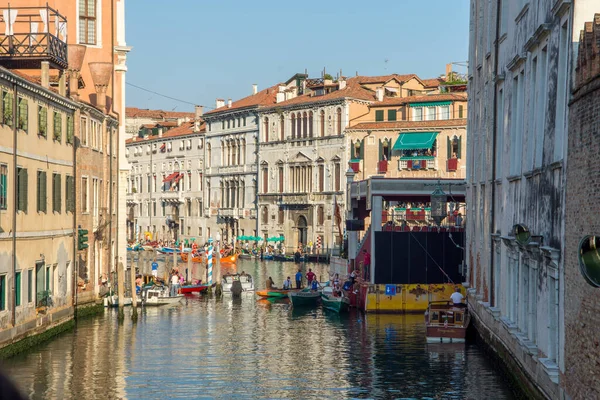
[103,295,133,308]
[141,286,184,306]
[222,273,255,293]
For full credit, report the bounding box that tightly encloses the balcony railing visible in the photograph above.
[0,5,68,69]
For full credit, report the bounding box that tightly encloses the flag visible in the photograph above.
[160,143,166,153]
[334,195,343,242]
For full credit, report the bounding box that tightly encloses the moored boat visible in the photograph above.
[289,289,320,307]
[320,287,349,313]
[220,254,238,264]
[141,286,184,306]
[425,301,470,343]
[180,252,203,263]
[222,273,254,292]
[256,288,298,298]
[179,283,210,294]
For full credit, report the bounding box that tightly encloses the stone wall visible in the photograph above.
[564,13,600,400]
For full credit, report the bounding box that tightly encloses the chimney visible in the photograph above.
[67,44,87,99]
[252,84,258,95]
[278,85,285,93]
[41,61,50,88]
[338,79,347,90]
[376,87,384,102]
[216,98,225,108]
[446,63,453,80]
[158,127,163,137]
[88,62,113,112]
[194,105,203,131]
[276,92,285,103]
[227,98,232,108]
[58,71,66,96]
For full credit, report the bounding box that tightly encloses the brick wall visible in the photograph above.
[564,14,600,400]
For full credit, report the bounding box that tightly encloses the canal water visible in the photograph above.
[2,259,515,399]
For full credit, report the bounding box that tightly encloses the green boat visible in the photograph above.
[321,289,350,313]
[288,289,320,307]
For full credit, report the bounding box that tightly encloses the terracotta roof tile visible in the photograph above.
[205,84,281,115]
[374,93,467,107]
[421,77,445,88]
[125,121,205,144]
[356,74,418,84]
[126,107,195,119]
[347,119,467,131]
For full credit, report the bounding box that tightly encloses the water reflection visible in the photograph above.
[2,260,514,399]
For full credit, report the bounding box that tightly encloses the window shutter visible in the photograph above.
[18,169,27,212]
[55,174,62,213]
[18,98,28,131]
[39,107,47,136]
[0,168,6,210]
[4,92,13,126]
[375,110,384,122]
[350,140,354,157]
[379,139,383,161]
[359,140,364,159]
[447,137,451,159]
[67,115,74,144]
[388,109,397,121]
[53,112,62,141]
[457,136,462,159]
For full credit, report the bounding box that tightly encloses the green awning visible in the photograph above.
[350,158,361,163]
[393,132,438,151]
[408,101,451,107]
[399,156,435,160]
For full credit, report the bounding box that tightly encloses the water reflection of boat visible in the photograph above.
[222,273,254,292]
[425,301,470,343]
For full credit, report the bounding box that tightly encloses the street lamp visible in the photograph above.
[430,181,447,226]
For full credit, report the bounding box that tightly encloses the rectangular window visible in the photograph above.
[375,110,384,122]
[82,176,88,213]
[440,106,450,120]
[79,0,97,45]
[38,106,47,137]
[66,115,74,144]
[15,271,21,307]
[17,98,28,132]
[66,175,74,213]
[52,173,61,213]
[37,171,47,213]
[387,109,397,121]
[554,23,568,163]
[458,105,464,119]
[2,91,13,127]
[0,275,5,311]
[80,116,88,146]
[27,269,33,303]
[17,167,27,213]
[426,107,436,121]
[0,164,6,210]
[413,107,423,121]
[334,164,341,191]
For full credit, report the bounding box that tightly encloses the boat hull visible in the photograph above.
[179,284,209,294]
[180,253,203,263]
[144,294,184,306]
[289,291,320,307]
[220,254,238,264]
[321,293,350,313]
[256,289,297,298]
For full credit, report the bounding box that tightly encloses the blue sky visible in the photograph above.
[124,0,470,112]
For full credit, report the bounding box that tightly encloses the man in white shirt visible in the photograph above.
[170,273,180,297]
[282,277,291,290]
[450,288,464,306]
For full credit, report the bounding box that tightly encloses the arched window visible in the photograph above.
[264,117,269,143]
[354,141,361,159]
[336,108,342,135]
[318,164,324,192]
[262,166,268,193]
[236,139,241,165]
[206,143,211,168]
[296,112,302,138]
[381,139,390,160]
[451,136,461,159]
[240,138,246,164]
[280,115,285,141]
[302,112,308,138]
[317,205,324,225]
[320,110,325,137]
[309,111,314,137]
[291,114,296,139]
[262,206,269,224]
[231,141,237,166]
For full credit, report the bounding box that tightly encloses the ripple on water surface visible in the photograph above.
[2,260,515,400]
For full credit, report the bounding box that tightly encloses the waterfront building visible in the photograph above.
[0,0,128,347]
[564,13,600,399]
[125,106,205,243]
[201,86,276,244]
[466,1,597,398]
[125,107,195,140]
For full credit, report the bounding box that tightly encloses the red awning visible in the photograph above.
[163,172,179,183]
[173,173,184,184]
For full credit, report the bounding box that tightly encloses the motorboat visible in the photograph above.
[256,288,298,298]
[289,289,320,307]
[320,286,350,313]
[179,283,210,294]
[220,254,238,264]
[141,285,184,306]
[425,301,470,343]
[222,273,254,292]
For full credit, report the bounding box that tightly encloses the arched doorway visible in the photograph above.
[297,216,308,247]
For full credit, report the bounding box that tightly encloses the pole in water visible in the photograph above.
[207,244,213,285]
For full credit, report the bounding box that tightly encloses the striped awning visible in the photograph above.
[408,101,451,107]
[163,172,179,182]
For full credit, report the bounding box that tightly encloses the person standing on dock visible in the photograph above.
[151,260,158,279]
[295,269,303,289]
[306,268,316,288]
[170,272,180,296]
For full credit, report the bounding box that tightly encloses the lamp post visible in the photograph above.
[430,181,447,227]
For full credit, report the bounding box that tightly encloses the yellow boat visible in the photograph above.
[220,254,237,264]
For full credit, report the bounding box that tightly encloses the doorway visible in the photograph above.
[297,216,308,247]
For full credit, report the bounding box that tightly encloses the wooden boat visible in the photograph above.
[220,254,238,264]
[141,286,184,306]
[256,288,298,298]
[273,254,294,262]
[180,252,203,263]
[159,247,192,254]
[238,253,254,260]
[289,289,320,307]
[320,287,350,313]
[179,283,210,294]
[263,254,274,260]
[425,301,470,343]
[222,273,254,292]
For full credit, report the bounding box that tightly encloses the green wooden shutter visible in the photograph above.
[38,171,47,213]
[15,271,21,307]
[66,176,72,213]
[375,110,384,122]
[447,136,451,159]
[387,109,397,121]
[53,174,61,213]
[359,139,364,159]
[457,136,462,159]
[4,92,13,127]
[17,168,27,213]
[0,275,5,310]
[0,168,6,210]
[378,139,383,161]
[39,107,47,137]
[27,269,32,303]
[18,98,28,132]
[66,115,74,144]
[53,112,62,141]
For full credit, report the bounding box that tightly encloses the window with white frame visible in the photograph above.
[413,107,423,121]
[79,0,98,45]
[425,107,436,121]
[80,116,88,146]
[440,106,450,120]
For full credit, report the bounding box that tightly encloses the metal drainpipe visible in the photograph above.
[11,82,17,327]
[72,111,77,312]
[255,120,259,238]
[488,0,502,305]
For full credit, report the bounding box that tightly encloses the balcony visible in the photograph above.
[378,160,388,174]
[218,208,238,218]
[0,5,68,70]
[398,157,437,171]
